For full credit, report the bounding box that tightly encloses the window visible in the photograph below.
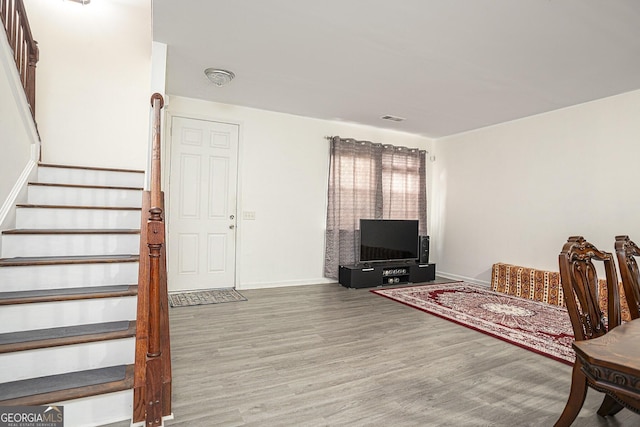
[324,137,427,279]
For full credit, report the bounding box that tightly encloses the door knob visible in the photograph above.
[229,225,235,229]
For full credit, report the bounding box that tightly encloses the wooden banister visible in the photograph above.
[1,0,39,120]
[133,93,172,425]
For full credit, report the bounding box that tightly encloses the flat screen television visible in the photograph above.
[359,219,419,263]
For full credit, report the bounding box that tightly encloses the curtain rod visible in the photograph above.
[324,135,429,154]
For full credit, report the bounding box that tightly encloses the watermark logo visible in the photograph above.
[0,406,64,427]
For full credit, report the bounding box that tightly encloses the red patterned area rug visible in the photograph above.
[371,282,575,365]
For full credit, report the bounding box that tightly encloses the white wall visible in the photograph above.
[23,0,151,170]
[166,96,433,289]
[0,21,39,230]
[432,89,640,285]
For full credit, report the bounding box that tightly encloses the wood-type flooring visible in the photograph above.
[105,280,638,426]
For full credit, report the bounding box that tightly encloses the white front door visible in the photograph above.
[167,116,239,291]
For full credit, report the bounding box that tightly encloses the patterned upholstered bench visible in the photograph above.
[491,262,630,321]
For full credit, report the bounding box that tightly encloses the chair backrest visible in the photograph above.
[558,236,621,342]
[615,235,640,320]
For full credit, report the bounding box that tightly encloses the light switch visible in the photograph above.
[243,211,256,220]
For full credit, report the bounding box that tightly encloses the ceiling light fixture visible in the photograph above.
[204,68,235,87]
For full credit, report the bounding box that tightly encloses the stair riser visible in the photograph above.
[54,390,133,427]
[39,167,145,188]
[0,338,135,383]
[16,207,141,229]
[0,166,143,424]
[0,262,139,291]
[1,234,140,258]
[27,186,142,208]
[0,297,137,334]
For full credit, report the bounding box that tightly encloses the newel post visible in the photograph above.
[146,93,165,426]
[134,93,171,426]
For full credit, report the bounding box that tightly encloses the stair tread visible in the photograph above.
[0,285,137,305]
[0,254,139,266]
[0,165,142,407]
[16,204,141,210]
[0,364,134,405]
[0,321,136,353]
[2,229,140,235]
[29,182,143,191]
[38,163,145,174]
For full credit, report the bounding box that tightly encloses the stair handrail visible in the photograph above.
[133,93,172,426]
[1,0,39,120]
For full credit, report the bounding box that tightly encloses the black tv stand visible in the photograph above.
[339,261,436,289]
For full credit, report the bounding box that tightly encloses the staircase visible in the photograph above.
[0,163,144,426]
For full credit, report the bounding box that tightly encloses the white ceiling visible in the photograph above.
[152,0,640,138]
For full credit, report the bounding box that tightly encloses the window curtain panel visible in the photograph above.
[324,137,427,279]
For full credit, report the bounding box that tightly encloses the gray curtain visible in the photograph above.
[324,137,427,279]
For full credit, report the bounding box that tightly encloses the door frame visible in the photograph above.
[163,110,244,289]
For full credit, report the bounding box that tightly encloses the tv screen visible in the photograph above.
[359,219,419,263]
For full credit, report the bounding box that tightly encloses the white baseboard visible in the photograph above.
[238,277,337,290]
[437,271,490,287]
[238,273,491,290]
[0,159,36,230]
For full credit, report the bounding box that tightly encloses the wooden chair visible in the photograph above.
[615,235,640,320]
[554,236,639,426]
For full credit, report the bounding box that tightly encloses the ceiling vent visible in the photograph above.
[381,115,405,122]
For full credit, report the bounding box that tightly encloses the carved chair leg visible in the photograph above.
[596,395,624,417]
[554,361,588,427]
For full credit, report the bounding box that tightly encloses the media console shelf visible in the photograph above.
[339,262,436,289]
